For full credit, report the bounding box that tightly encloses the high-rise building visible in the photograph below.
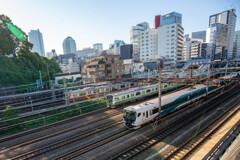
[120,44,133,60]
[140,28,158,61]
[113,40,125,55]
[206,23,228,60]
[208,9,236,59]
[62,36,77,54]
[233,31,240,59]
[93,43,103,54]
[155,15,161,29]
[188,31,206,42]
[160,12,182,26]
[157,12,184,68]
[28,29,45,56]
[130,22,149,61]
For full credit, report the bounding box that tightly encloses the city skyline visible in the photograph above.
[0,0,239,55]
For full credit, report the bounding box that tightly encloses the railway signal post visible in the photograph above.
[158,67,162,118]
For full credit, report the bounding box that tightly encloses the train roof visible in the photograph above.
[124,85,207,113]
[108,84,158,97]
[68,81,135,94]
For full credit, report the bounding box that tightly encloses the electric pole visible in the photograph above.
[158,67,162,117]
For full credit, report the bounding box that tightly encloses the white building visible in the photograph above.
[28,29,45,56]
[62,36,77,54]
[208,9,236,59]
[123,59,144,74]
[157,23,184,67]
[233,31,240,59]
[93,43,103,54]
[130,22,149,61]
[139,28,158,61]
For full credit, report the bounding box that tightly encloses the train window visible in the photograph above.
[130,83,134,86]
[136,92,140,96]
[146,111,148,118]
[143,112,145,116]
[115,98,119,101]
[156,88,158,90]
[122,96,125,99]
[147,89,151,93]
[131,93,134,96]
[152,108,159,114]
[121,85,125,88]
[165,85,167,87]
[127,95,129,98]
[138,113,141,117]
[106,88,110,91]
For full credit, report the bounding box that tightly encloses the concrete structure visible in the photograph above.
[123,59,144,75]
[120,44,133,60]
[208,9,237,59]
[140,28,158,61]
[46,49,57,58]
[130,22,149,61]
[54,72,81,84]
[75,48,99,61]
[68,59,80,72]
[93,43,103,54]
[143,57,164,71]
[62,36,77,54]
[82,53,124,82]
[158,22,184,68]
[183,41,192,61]
[28,29,45,56]
[233,31,240,59]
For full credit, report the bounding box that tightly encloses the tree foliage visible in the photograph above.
[0,14,62,85]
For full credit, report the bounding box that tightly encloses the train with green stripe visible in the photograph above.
[123,85,218,129]
[106,84,180,108]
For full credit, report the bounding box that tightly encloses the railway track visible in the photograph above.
[54,129,131,160]
[9,119,124,160]
[0,85,185,144]
[109,87,240,160]
[163,98,240,160]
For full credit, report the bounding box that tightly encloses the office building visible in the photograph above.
[75,48,99,61]
[120,44,133,60]
[208,9,236,59]
[140,28,158,61]
[93,43,103,54]
[157,12,184,68]
[130,22,149,61]
[28,29,45,56]
[233,31,240,59]
[113,40,125,55]
[62,36,77,54]
[188,31,206,42]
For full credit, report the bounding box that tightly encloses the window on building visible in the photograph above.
[171,55,174,57]
[171,51,174,53]
[171,30,175,32]
[171,47,174,49]
[171,34,175,37]
[117,70,119,72]
[99,72,103,75]
[171,26,175,28]
[171,39,174,41]
[117,64,119,66]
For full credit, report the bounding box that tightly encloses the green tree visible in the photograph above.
[3,105,19,125]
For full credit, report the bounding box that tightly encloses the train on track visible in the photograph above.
[67,82,139,101]
[123,85,218,129]
[106,84,181,108]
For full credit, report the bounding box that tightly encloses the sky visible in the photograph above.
[0,0,239,55]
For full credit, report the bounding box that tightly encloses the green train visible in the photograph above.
[106,84,180,108]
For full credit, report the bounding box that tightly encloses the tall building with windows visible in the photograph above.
[155,15,161,29]
[120,44,133,60]
[62,36,77,54]
[139,28,158,61]
[207,9,236,59]
[157,12,184,68]
[130,22,149,61]
[28,29,45,56]
[113,40,125,55]
[93,43,103,54]
[233,31,240,59]
[187,31,206,42]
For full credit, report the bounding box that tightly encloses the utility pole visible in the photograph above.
[158,67,162,117]
[47,63,50,88]
[39,70,43,89]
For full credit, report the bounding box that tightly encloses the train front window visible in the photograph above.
[107,95,113,103]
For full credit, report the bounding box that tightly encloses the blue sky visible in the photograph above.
[0,0,239,55]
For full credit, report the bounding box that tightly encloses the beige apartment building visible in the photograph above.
[82,52,124,82]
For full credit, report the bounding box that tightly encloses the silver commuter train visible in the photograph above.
[123,85,217,129]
